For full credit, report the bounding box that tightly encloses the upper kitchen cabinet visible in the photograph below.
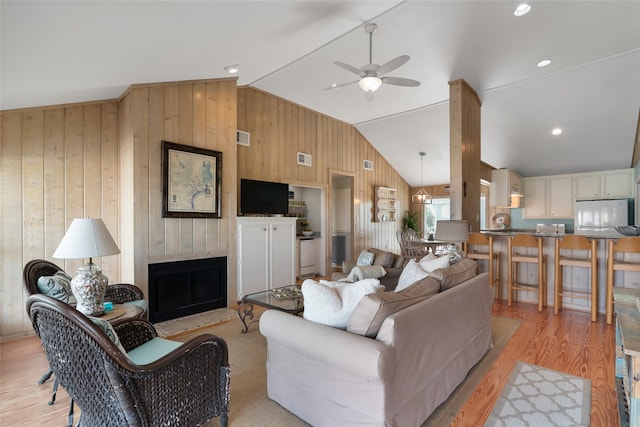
[523,176,574,219]
[574,169,634,200]
[490,169,524,208]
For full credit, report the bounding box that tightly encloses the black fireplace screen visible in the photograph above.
[148,257,227,323]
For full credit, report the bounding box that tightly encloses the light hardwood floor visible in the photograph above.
[0,301,619,426]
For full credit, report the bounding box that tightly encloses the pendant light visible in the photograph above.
[411,151,432,205]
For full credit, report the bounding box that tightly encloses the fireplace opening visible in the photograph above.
[148,257,227,323]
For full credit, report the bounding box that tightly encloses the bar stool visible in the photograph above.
[508,234,547,312]
[554,235,598,321]
[606,237,640,324]
[463,233,501,299]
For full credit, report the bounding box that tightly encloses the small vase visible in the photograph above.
[70,263,108,316]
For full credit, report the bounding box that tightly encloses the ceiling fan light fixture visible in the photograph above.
[359,76,382,92]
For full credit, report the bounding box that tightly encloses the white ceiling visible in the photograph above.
[2,1,639,186]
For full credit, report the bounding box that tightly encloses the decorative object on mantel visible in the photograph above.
[412,151,432,205]
[435,220,469,263]
[162,140,222,218]
[53,218,120,316]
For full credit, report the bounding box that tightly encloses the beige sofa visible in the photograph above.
[259,270,493,427]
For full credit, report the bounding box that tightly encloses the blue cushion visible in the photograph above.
[37,271,73,303]
[127,337,182,365]
[89,316,127,354]
[125,299,147,314]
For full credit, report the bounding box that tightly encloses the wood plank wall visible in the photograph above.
[117,79,238,302]
[1,102,120,339]
[237,87,411,262]
[0,78,237,341]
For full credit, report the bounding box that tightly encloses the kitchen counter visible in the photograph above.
[481,229,626,239]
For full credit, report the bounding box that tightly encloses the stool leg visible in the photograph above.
[495,253,501,300]
[554,263,562,315]
[538,257,544,312]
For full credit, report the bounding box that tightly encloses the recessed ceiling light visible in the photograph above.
[514,3,532,16]
[552,128,563,136]
[537,59,552,68]
[224,64,239,74]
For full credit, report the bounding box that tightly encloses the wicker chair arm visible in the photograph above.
[111,318,157,351]
[114,334,230,426]
[105,283,145,304]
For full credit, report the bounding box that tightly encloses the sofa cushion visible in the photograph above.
[302,278,383,329]
[370,249,395,268]
[418,254,450,272]
[37,271,74,303]
[395,259,429,292]
[339,265,387,282]
[356,251,375,266]
[430,258,478,291]
[347,276,441,337]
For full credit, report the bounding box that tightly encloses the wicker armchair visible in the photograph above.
[27,293,230,427]
[22,259,147,409]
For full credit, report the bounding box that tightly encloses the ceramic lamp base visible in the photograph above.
[71,263,108,316]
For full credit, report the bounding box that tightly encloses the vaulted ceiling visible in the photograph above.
[2,1,639,186]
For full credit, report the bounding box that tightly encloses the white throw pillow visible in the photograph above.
[419,254,450,272]
[395,259,429,292]
[356,251,375,266]
[302,278,383,328]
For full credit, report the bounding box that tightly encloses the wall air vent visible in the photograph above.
[363,160,373,170]
[236,130,250,146]
[297,152,312,167]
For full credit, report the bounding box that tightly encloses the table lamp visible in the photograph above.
[435,220,469,263]
[53,218,120,316]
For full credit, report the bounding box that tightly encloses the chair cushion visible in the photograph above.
[430,258,478,291]
[37,271,74,303]
[395,259,429,292]
[88,316,127,354]
[127,337,182,365]
[125,299,147,314]
[301,278,383,328]
[347,276,441,337]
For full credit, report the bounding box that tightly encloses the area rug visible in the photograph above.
[484,361,591,426]
[153,307,238,338]
[170,315,520,427]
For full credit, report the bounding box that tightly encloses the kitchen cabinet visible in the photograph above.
[237,217,296,298]
[375,186,397,222]
[575,169,633,200]
[490,169,524,207]
[523,176,573,219]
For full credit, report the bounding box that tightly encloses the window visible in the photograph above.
[423,198,450,236]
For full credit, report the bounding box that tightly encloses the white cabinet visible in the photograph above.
[575,169,633,200]
[237,217,296,298]
[523,176,573,219]
[523,178,547,218]
[490,169,524,207]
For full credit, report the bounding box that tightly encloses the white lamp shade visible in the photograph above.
[53,218,120,259]
[435,220,469,243]
[359,76,382,92]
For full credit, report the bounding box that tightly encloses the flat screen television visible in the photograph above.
[240,179,289,215]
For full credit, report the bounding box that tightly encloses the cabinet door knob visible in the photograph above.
[273,227,277,231]
[263,227,267,231]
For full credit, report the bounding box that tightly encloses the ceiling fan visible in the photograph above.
[325,23,420,99]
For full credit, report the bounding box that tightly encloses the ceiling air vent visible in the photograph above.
[297,152,312,167]
[236,130,250,146]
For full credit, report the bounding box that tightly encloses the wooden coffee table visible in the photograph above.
[237,285,304,333]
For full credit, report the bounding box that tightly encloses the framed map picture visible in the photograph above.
[162,141,222,218]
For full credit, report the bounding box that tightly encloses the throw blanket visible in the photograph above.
[340,265,387,282]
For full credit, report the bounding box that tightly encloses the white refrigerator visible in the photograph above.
[574,199,628,234]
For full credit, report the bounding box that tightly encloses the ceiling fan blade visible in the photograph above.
[334,61,365,77]
[381,76,420,87]
[322,80,359,91]
[378,55,410,75]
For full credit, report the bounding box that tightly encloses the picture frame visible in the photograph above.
[162,140,222,218]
